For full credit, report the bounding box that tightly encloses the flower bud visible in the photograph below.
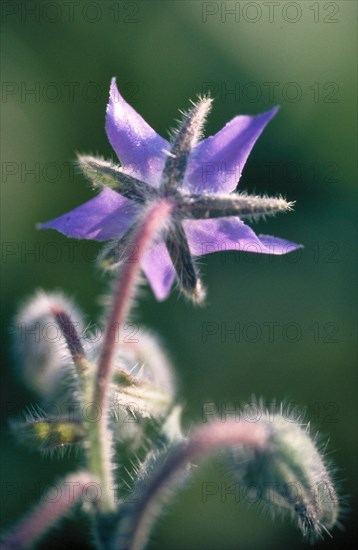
[229,408,339,539]
[11,414,85,454]
[14,291,84,396]
[110,330,177,420]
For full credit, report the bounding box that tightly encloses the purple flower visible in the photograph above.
[41,78,301,302]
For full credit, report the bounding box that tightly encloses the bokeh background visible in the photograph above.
[1,1,357,549]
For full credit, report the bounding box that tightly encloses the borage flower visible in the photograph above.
[41,78,301,302]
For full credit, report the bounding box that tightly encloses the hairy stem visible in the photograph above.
[114,420,268,550]
[88,200,173,512]
[50,306,89,378]
[1,472,95,550]
[95,199,173,408]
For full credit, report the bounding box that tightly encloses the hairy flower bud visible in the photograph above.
[117,330,176,396]
[102,331,179,449]
[109,330,176,415]
[14,291,85,396]
[229,408,339,539]
[12,413,85,455]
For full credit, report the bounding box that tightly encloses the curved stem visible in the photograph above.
[113,420,268,550]
[88,200,173,512]
[94,199,173,410]
[1,472,95,550]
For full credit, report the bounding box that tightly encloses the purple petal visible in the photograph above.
[40,187,138,241]
[184,106,279,194]
[183,218,302,256]
[106,78,169,186]
[141,240,176,301]
[256,234,302,254]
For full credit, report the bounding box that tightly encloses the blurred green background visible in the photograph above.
[1,1,357,548]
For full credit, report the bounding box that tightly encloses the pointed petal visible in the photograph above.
[256,234,302,254]
[183,218,302,256]
[40,187,138,241]
[141,241,176,301]
[106,78,169,186]
[184,106,279,194]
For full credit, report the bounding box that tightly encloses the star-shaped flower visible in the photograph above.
[41,78,301,302]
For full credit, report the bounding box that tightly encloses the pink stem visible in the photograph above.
[114,420,268,550]
[50,306,88,377]
[94,199,173,410]
[87,200,173,512]
[1,472,95,550]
